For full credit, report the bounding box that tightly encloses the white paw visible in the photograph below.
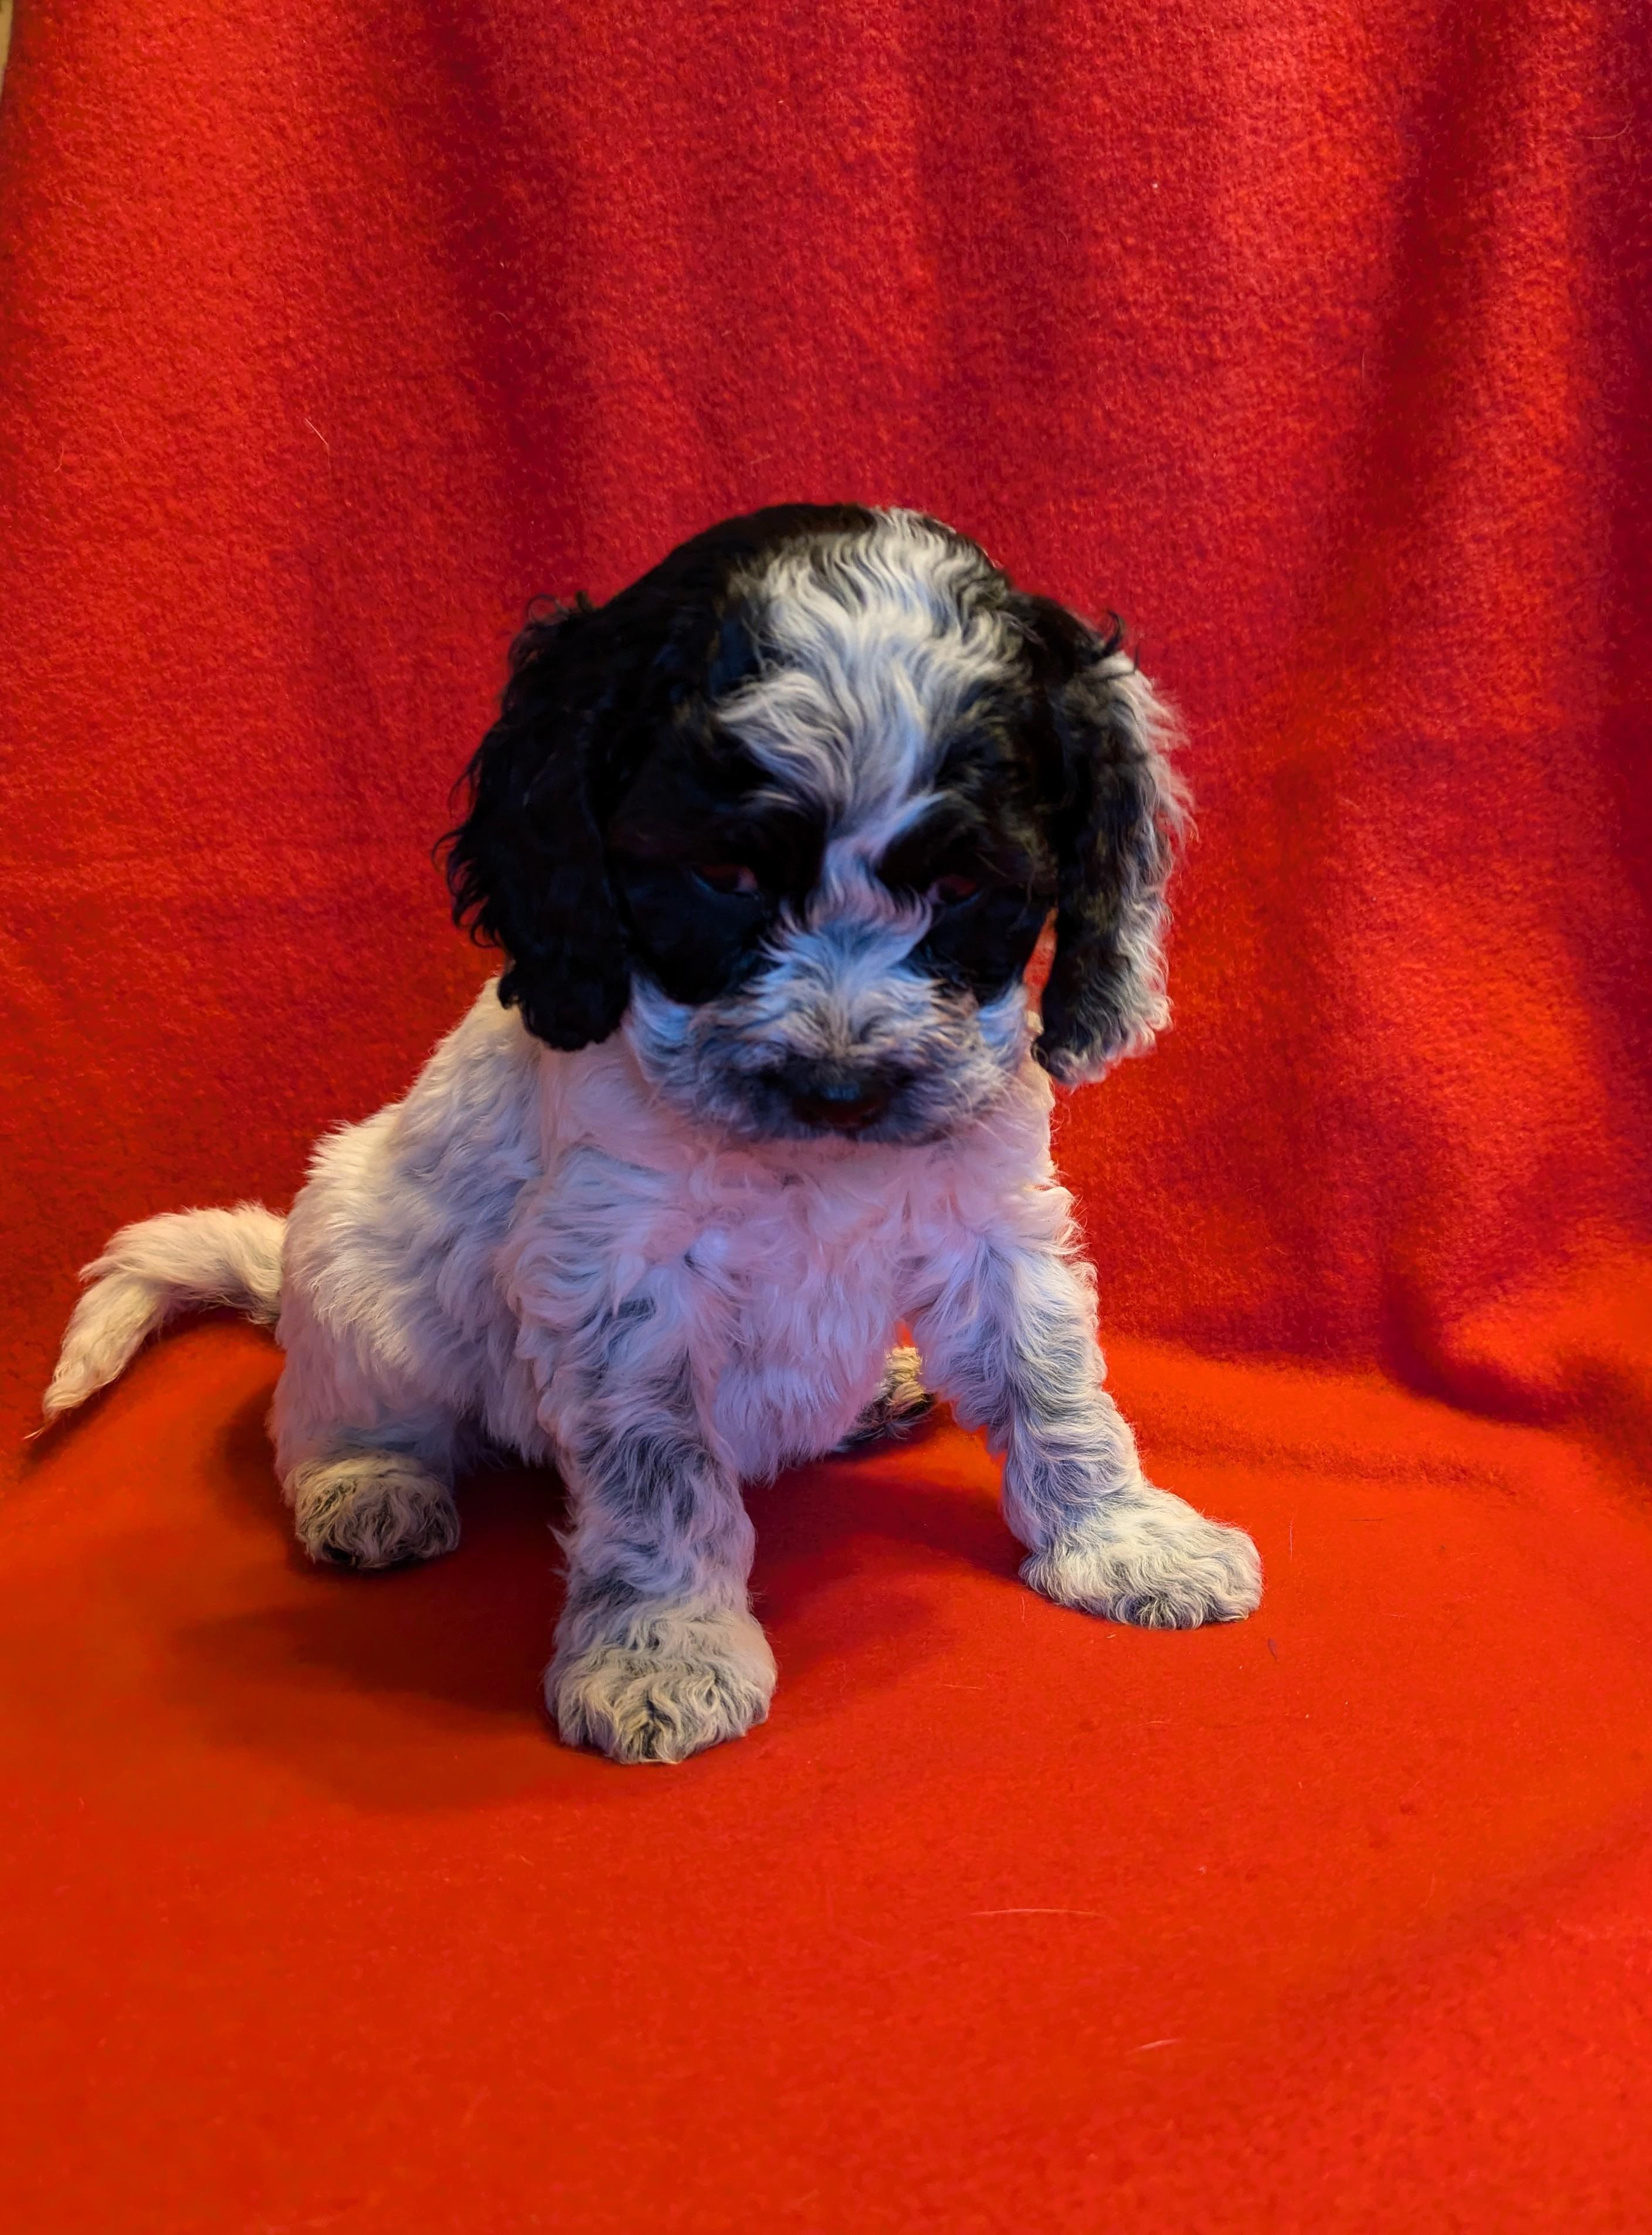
[1023,1488,1262,1629]
[547,1605,777,1766]
[289,1454,460,1570]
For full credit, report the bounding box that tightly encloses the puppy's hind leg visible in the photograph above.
[286,1446,462,1570]
[833,1345,934,1450]
[269,1303,463,1572]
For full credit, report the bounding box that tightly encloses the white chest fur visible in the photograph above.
[488,1028,1056,1482]
[693,1152,921,1475]
[503,1126,934,1478]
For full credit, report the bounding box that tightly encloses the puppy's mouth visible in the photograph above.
[766,1061,915,1139]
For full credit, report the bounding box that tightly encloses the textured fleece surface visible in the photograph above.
[1,3,1650,2229]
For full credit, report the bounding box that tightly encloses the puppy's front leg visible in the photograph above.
[910,1230,1261,1628]
[546,1342,775,1766]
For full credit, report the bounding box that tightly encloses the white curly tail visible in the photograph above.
[44,1204,287,1420]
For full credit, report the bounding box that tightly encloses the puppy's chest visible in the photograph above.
[690,1172,919,1469]
[541,1143,937,1310]
[528,1142,950,1468]
[704,1159,907,1276]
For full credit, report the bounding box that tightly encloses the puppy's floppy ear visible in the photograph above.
[1023,604,1189,1085]
[443,604,632,1050]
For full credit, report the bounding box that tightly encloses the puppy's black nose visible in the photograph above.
[780,1064,900,1135]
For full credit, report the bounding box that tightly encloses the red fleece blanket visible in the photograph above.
[2,4,1649,2229]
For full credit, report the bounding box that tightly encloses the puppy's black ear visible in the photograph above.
[444,605,632,1049]
[1022,604,1188,1085]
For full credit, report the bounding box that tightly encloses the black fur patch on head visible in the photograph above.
[876,687,1062,1003]
[608,744,824,1008]
[444,506,876,1046]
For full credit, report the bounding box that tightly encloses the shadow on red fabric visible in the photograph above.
[1,4,1649,2229]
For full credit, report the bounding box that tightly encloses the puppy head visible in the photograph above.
[446,505,1184,1143]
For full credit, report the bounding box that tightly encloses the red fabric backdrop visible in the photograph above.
[2,3,1650,2229]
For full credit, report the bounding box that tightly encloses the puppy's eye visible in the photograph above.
[926,872,981,907]
[690,862,762,899]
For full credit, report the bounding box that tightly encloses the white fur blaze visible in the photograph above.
[43,1204,286,1418]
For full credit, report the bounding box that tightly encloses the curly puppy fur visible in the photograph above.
[46,505,1260,1765]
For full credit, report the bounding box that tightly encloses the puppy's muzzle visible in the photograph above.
[774,1058,911,1135]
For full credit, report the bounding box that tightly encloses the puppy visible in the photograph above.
[45,504,1261,1764]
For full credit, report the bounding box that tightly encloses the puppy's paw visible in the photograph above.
[547,1606,777,1766]
[1023,1489,1262,1629]
[835,1345,934,1450]
[289,1454,461,1570]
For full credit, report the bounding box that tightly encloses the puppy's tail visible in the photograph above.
[43,1205,287,1420]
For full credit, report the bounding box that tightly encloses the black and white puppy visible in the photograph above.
[46,505,1261,1765]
